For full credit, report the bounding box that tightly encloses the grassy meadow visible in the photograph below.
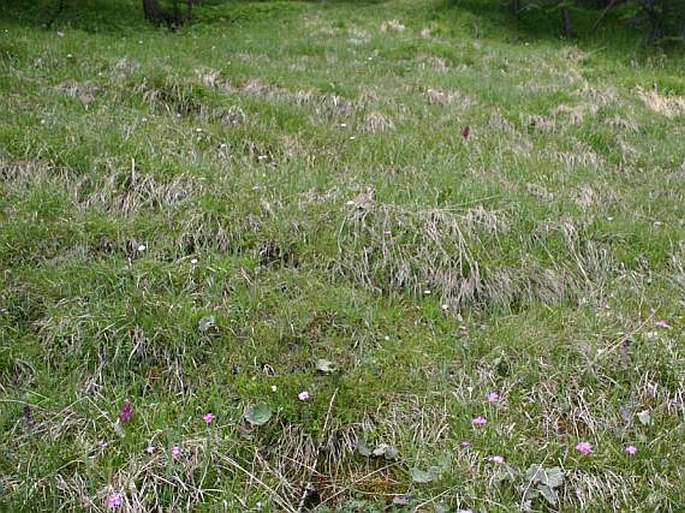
[1,0,684,510]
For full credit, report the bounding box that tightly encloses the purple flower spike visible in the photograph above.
[119,399,132,423]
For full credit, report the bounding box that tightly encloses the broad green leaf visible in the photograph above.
[525,464,544,483]
[244,402,272,426]
[392,494,411,506]
[541,467,564,488]
[383,446,399,460]
[198,315,217,333]
[537,484,559,505]
[356,438,372,457]
[371,443,399,460]
[525,465,564,489]
[315,358,336,374]
[409,467,435,483]
[637,410,651,425]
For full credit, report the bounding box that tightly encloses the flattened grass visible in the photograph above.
[1,0,684,510]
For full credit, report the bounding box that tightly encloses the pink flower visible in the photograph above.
[98,440,108,449]
[487,391,500,403]
[170,446,182,459]
[472,416,487,426]
[298,391,310,401]
[203,412,215,424]
[625,445,638,455]
[106,491,123,509]
[119,399,132,423]
[145,446,155,454]
[488,455,505,464]
[457,509,474,513]
[655,320,670,329]
[460,441,472,448]
[575,441,593,455]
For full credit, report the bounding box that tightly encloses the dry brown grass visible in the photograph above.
[423,88,477,108]
[54,80,99,104]
[635,87,685,117]
[331,189,630,310]
[380,19,407,33]
[0,158,203,217]
[419,55,450,73]
[361,111,395,133]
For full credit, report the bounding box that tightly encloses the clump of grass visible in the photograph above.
[1,0,684,510]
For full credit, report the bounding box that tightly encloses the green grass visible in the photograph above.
[1,0,684,511]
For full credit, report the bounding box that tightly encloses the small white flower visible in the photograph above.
[190,258,198,264]
[137,244,146,252]
[271,385,277,392]
[298,391,310,401]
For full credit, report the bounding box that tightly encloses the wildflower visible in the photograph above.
[98,441,108,449]
[298,391,310,401]
[487,391,500,403]
[203,412,215,424]
[457,509,473,513]
[145,446,155,454]
[575,441,593,455]
[460,441,472,448]
[655,320,670,329]
[472,416,487,426]
[625,445,638,456]
[171,446,182,459]
[488,455,505,464]
[106,491,123,509]
[119,399,132,423]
